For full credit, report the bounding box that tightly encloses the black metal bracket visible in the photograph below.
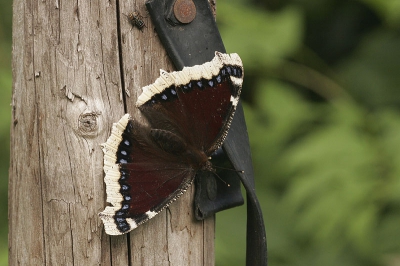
[145,0,267,265]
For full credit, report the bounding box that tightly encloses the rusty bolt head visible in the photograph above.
[173,0,196,24]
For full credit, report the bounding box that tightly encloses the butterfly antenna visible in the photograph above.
[214,165,245,174]
[212,171,231,187]
[212,166,245,187]
[208,156,244,174]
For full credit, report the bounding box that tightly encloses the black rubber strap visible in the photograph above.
[145,0,267,264]
[223,104,268,266]
[146,0,244,221]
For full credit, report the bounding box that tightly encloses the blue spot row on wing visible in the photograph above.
[114,121,135,233]
[146,64,243,105]
[113,120,155,233]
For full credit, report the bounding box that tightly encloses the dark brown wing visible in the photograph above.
[100,116,195,235]
[137,52,243,155]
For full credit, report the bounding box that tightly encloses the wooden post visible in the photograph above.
[9,0,214,264]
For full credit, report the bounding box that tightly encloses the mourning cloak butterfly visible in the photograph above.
[99,52,243,235]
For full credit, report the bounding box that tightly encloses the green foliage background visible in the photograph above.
[1,0,400,265]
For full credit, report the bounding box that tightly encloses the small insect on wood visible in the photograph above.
[125,11,146,31]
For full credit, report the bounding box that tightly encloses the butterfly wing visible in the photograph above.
[100,115,195,235]
[137,52,243,155]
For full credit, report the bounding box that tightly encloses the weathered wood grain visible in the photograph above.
[9,0,214,265]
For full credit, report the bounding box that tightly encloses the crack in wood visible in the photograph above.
[61,85,88,103]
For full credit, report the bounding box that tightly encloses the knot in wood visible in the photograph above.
[78,112,100,137]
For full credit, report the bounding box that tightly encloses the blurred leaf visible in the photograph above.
[0,245,7,266]
[0,70,12,129]
[358,0,400,26]
[371,109,400,206]
[337,30,400,108]
[0,0,11,261]
[0,69,10,243]
[246,79,321,187]
[276,100,400,263]
[376,213,400,253]
[216,196,247,266]
[218,0,304,69]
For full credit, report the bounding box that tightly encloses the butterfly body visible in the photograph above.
[100,52,243,235]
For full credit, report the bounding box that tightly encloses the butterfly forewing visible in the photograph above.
[138,52,243,154]
[138,79,232,155]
